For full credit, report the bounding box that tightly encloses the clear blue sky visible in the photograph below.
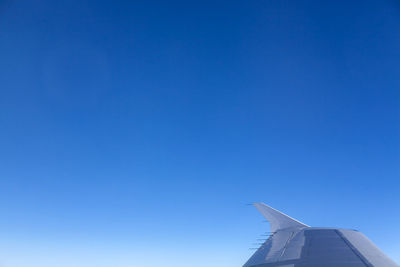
[0,0,399,266]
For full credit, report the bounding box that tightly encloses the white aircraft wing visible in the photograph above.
[243,203,398,267]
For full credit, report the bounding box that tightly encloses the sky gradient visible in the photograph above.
[0,0,400,266]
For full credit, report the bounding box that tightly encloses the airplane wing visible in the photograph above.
[243,203,398,267]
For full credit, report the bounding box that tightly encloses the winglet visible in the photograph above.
[253,203,309,232]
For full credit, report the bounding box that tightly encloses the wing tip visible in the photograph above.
[252,202,309,231]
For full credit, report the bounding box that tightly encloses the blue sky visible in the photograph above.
[0,0,399,266]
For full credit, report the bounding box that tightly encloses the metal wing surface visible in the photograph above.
[243,203,398,267]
